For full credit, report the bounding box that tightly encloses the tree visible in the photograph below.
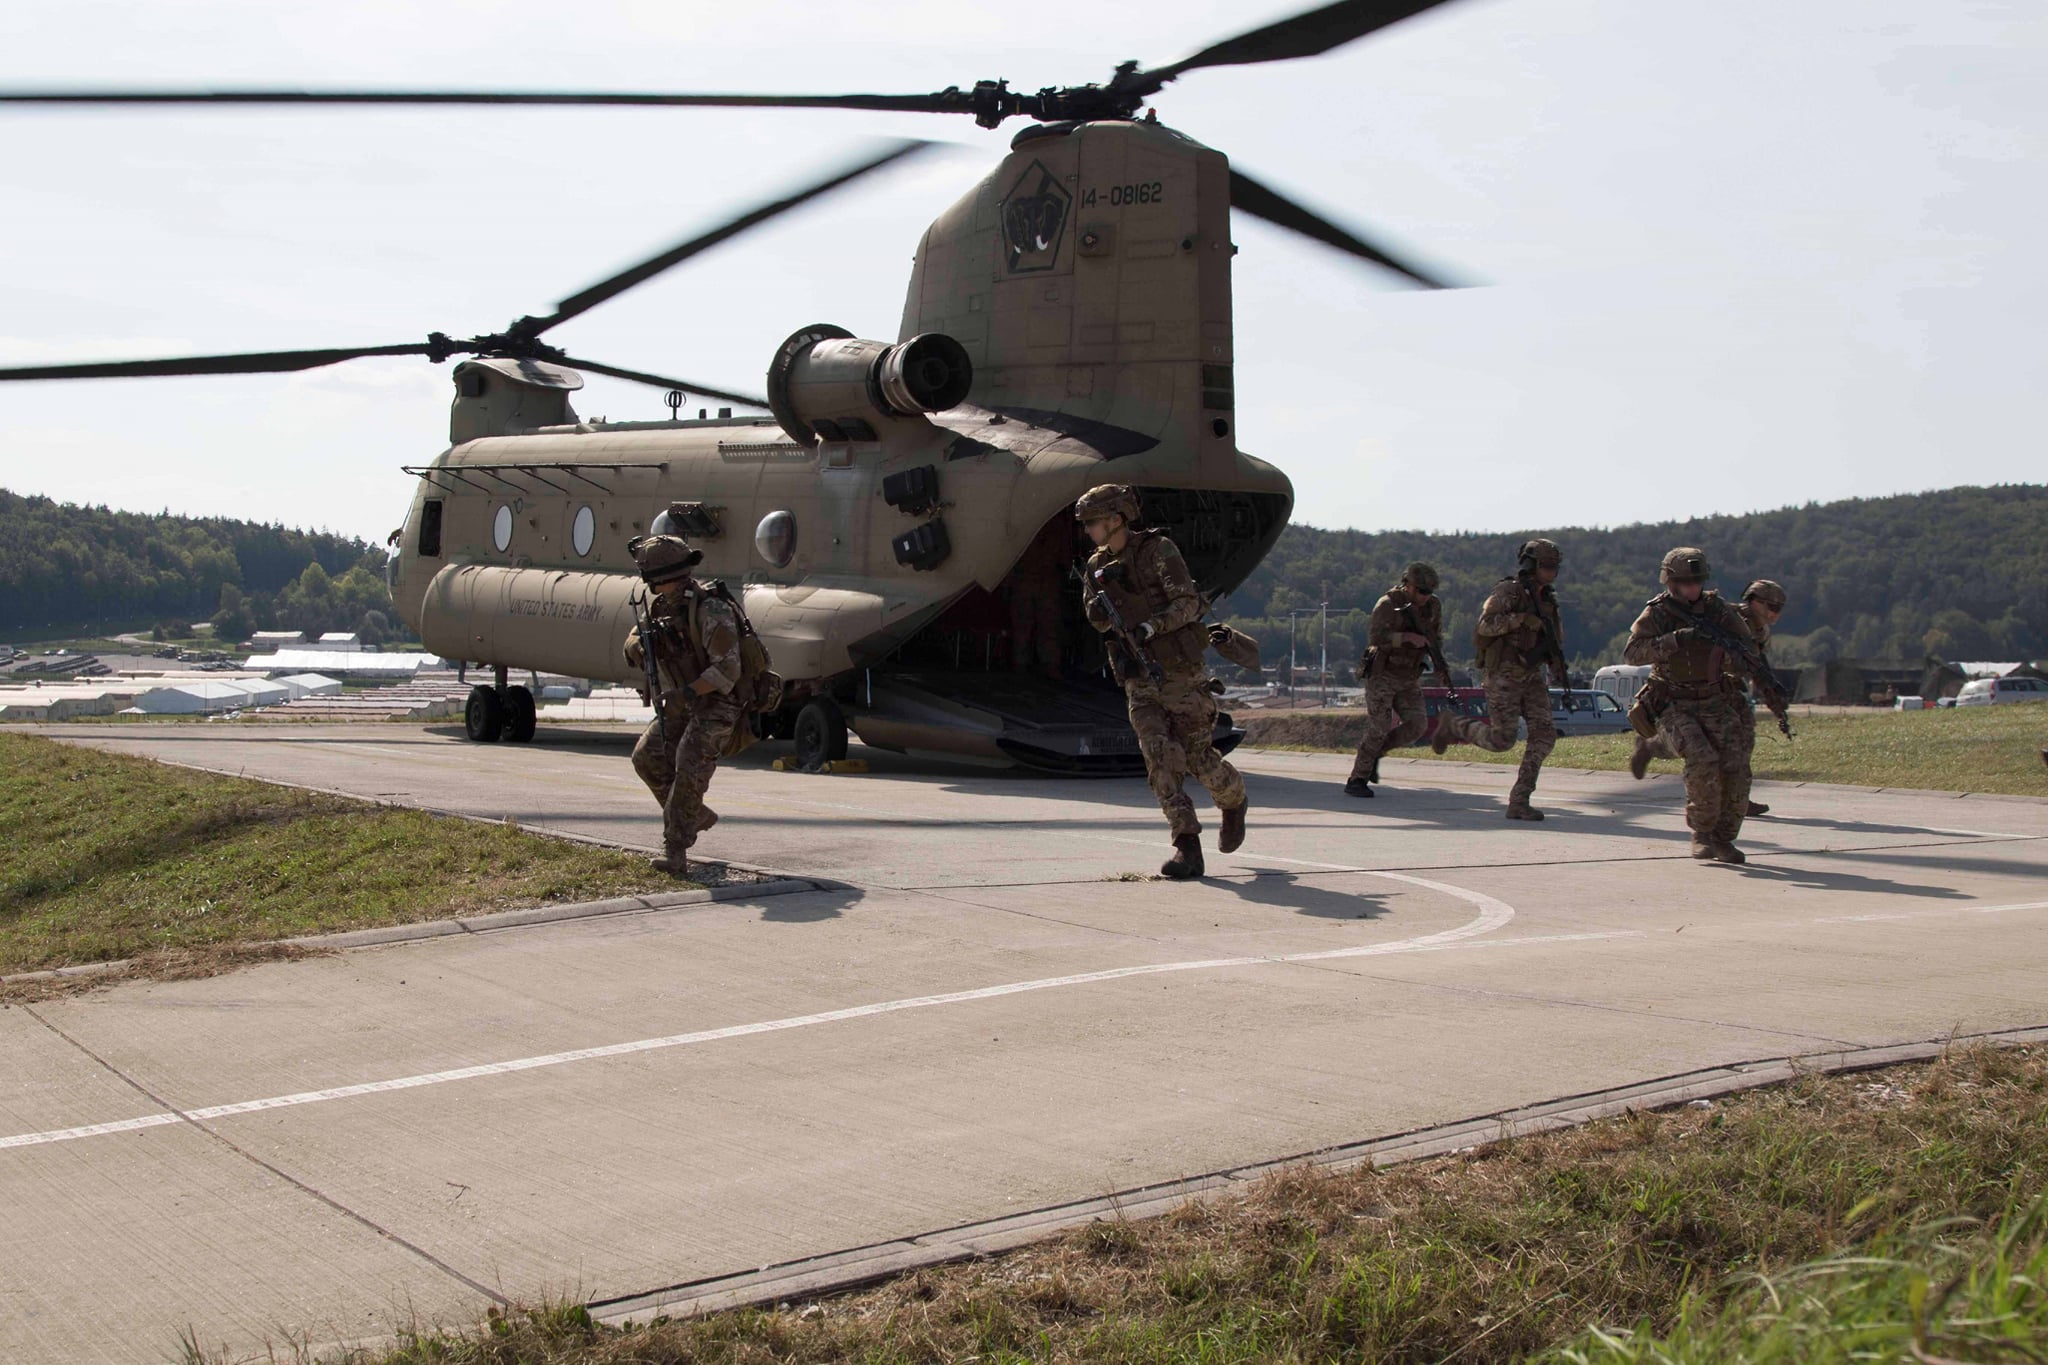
[211,584,254,643]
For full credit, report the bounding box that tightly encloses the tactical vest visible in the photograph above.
[652,581,783,715]
[1372,587,1441,679]
[1643,591,1742,689]
[1473,576,1554,673]
[1089,531,1208,677]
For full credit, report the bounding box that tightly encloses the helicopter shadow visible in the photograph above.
[1716,862,1972,899]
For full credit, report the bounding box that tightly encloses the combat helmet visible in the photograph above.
[1074,483,1142,526]
[1660,547,1710,584]
[1517,538,1562,574]
[1743,578,1787,610]
[627,533,703,584]
[1403,561,1440,594]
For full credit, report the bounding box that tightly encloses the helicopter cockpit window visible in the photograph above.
[754,510,796,568]
[493,504,513,553]
[572,505,595,557]
[417,499,443,558]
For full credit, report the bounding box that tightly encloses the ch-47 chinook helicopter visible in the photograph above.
[1,0,1464,773]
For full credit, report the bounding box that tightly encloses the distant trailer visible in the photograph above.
[1593,664,1653,706]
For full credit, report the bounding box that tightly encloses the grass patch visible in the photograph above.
[1245,704,2048,796]
[261,1044,2048,1365]
[0,732,689,979]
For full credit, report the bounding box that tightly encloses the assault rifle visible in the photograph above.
[1399,600,1459,697]
[631,590,671,747]
[1687,612,1795,738]
[1089,565,1166,684]
[1529,596,1572,703]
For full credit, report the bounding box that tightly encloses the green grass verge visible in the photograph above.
[0,732,687,976]
[1244,704,2048,796]
[288,1044,2048,1365]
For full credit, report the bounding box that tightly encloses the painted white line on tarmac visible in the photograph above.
[2,876,1560,1155]
[1817,899,2048,925]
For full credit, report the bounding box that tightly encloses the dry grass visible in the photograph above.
[1244,704,2048,796]
[227,1043,2048,1365]
[0,732,691,985]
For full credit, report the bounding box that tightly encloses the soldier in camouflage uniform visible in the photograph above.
[624,534,745,876]
[1345,561,1447,799]
[1630,576,1786,819]
[1431,539,1566,820]
[1078,484,1247,880]
[1622,547,1769,864]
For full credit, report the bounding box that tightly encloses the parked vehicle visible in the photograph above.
[1402,686,1632,745]
[1955,676,2048,706]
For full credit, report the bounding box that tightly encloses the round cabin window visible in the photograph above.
[754,510,796,568]
[572,505,595,556]
[493,504,514,553]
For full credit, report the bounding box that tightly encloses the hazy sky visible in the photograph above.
[0,0,2039,544]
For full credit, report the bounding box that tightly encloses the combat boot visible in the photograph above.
[1745,800,1770,817]
[1219,802,1247,853]
[1505,802,1545,821]
[650,852,690,876]
[1690,839,1716,860]
[1430,718,1454,755]
[1629,737,1652,780]
[1343,778,1375,798]
[695,807,719,835]
[1161,834,1205,880]
[1710,840,1747,865]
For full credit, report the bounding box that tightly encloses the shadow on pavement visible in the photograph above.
[1723,862,1972,899]
[1214,872,1393,920]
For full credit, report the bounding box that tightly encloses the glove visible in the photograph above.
[1097,560,1128,585]
[1208,623,1231,646]
[1673,627,1700,645]
[1521,612,1545,630]
[1136,621,1156,641]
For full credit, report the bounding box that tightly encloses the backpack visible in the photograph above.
[690,580,785,717]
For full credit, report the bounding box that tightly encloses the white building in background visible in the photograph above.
[249,630,304,648]
[317,632,362,652]
[243,650,443,679]
[272,673,344,700]
[135,679,289,714]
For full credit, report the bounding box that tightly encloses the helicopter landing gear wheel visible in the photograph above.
[465,685,506,742]
[502,685,537,743]
[792,697,848,772]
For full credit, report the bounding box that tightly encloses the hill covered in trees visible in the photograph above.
[1225,484,2048,672]
[0,489,396,643]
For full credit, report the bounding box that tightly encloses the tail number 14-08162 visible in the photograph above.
[1082,182,1165,208]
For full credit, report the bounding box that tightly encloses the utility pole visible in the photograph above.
[1288,612,1298,709]
[1319,583,1329,708]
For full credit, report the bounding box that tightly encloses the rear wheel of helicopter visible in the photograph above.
[502,685,537,743]
[792,697,848,772]
[464,685,505,742]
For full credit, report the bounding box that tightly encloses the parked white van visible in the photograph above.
[1955,676,2048,706]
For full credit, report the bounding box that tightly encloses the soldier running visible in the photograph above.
[624,533,744,876]
[1623,547,1770,864]
[1629,576,1786,820]
[1345,561,1448,799]
[1432,538,1566,820]
[1077,483,1248,880]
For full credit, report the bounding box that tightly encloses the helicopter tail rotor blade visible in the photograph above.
[1140,0,1461,90]
[552,354,767,410]
[0,342,434,382]
[533,139,934,335]
[0,88,969,114]
[1228,168,1458,289]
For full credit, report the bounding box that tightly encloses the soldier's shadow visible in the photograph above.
[1213,870,1394,920]
[1719,862,1972,899]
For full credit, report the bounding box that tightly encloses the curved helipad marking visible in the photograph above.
[2,872,1544,1155]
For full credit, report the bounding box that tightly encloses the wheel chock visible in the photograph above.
[770,757,870,774]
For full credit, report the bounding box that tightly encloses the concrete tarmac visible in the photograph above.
[5,722,2046,1362]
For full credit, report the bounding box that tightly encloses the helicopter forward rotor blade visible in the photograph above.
[1228,168,1456,289]
[533,140,932,335]
[0,88,974,114]
[552,354,767,410]
[1140,0,1461,90]
[0,342,434,382]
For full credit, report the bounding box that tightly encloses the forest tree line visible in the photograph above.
[1220,484,2048,674]
[0,489,397,643]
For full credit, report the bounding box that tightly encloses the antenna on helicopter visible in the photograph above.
[664,390,685,422]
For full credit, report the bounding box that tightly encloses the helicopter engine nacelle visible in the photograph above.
[767,325,972,446]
